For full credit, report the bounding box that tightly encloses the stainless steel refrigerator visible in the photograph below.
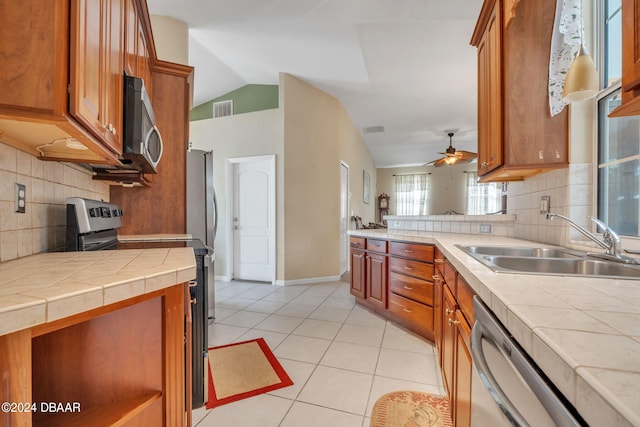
[186,149,217,319]
[186,149,217,408]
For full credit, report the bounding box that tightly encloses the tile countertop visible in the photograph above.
[350,229,640,427]
[0,248,197,337]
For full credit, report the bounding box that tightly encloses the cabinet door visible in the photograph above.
[442,285,457,399]
[70,0,123,155]
[124,0,138,76]
[70,0,104,138]
[138,23,153,96]
[611,0,640,115]
[433,272,443,363]
[454,311,472,427]
[102,0,124,153]
[350,249,366,299]
[366,253,387,309]
[477,0,503,176]
[622,0,640,93]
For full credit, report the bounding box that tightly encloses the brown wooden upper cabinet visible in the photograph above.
[610,0,640,116]
[471,0,568,182]
[0,0,154,164]
[70,0,124,155]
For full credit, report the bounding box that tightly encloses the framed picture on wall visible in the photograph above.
[363,170,370,204]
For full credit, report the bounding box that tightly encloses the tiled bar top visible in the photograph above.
[0,248,197,337]
[350,229,640,427]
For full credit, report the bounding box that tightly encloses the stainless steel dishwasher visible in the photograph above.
[470,296,587,427]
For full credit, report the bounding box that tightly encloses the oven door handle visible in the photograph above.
[471,321,530,427]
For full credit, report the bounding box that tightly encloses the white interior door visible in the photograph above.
[339,162,349,274]
[231,156,275,282]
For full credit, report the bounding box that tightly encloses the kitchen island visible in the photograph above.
[0,247,196,427]
[350,229,640,427]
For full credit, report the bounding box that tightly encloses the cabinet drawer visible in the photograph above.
[367,239,388,253]
[390,241,434,261]
[389,272,434,306]
[389,257,434,280]
[350,237,365,249]
[388,293,434,330]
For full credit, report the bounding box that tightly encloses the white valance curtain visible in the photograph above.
[395,174,429,215]
[466,172,503,215]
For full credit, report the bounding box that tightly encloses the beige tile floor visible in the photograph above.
[192,280,446,427]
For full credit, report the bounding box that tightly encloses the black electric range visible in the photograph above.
[65,197,211,409]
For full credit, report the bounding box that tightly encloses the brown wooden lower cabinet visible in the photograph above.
[350,247,366,299]
[366,252,387,309]
[439,259,474,427]
[0,283,190,427]
[349,237,475,427]
[350,237,436,340]
[454,310,472,427]
[441,284,457,398]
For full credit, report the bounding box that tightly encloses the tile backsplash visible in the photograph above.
[508,163,595,249]
[0,143,109,261]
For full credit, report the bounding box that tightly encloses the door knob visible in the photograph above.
[233,225,238,230]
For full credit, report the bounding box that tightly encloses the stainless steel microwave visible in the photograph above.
[122,75,163,174]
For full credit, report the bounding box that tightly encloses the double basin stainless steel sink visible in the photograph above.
[457,245,640,279]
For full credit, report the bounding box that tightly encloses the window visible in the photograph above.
[596,0,640,236]
[395,174,429,215]
[465,172,504,215]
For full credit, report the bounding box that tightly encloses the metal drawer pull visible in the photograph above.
[190,298,197,305]
[404,266,413,271]
[404,249,414,253]
[434,258,444,264]
[403,308,413,313]
[445,308,454,315]
[189,280,198,287]
[403,286,414,290]
[432,275,439,280]
[448,318,460,326]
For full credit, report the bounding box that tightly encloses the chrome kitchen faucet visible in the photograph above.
[546,213,639,264]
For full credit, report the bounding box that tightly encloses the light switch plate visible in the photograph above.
[15,183,26,213]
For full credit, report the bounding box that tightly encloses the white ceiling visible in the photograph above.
[147,0,484,168]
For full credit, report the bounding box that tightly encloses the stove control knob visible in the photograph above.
[88,208,99,217]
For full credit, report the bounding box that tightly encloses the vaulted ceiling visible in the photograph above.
[147,0,484,168]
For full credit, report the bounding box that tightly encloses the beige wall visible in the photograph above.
[337,105,377,224]
[0,143,109,262]
[377,163,470,217]
[149,15,189,65]
[281,74,376,281]
[189,108,284,280]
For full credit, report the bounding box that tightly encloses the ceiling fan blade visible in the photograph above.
[456,151,477,161]
[432,158,449,167]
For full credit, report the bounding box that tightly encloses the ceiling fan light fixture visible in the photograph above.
[444,157,457,165]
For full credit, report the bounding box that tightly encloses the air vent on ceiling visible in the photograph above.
[213,100,233,118]
[362,125,385,134]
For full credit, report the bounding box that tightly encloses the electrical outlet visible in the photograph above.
[540,195,550,214]
[478,223,492,234]
[15,183,26,213]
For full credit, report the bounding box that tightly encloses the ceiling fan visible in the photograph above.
[424,132,477,167]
